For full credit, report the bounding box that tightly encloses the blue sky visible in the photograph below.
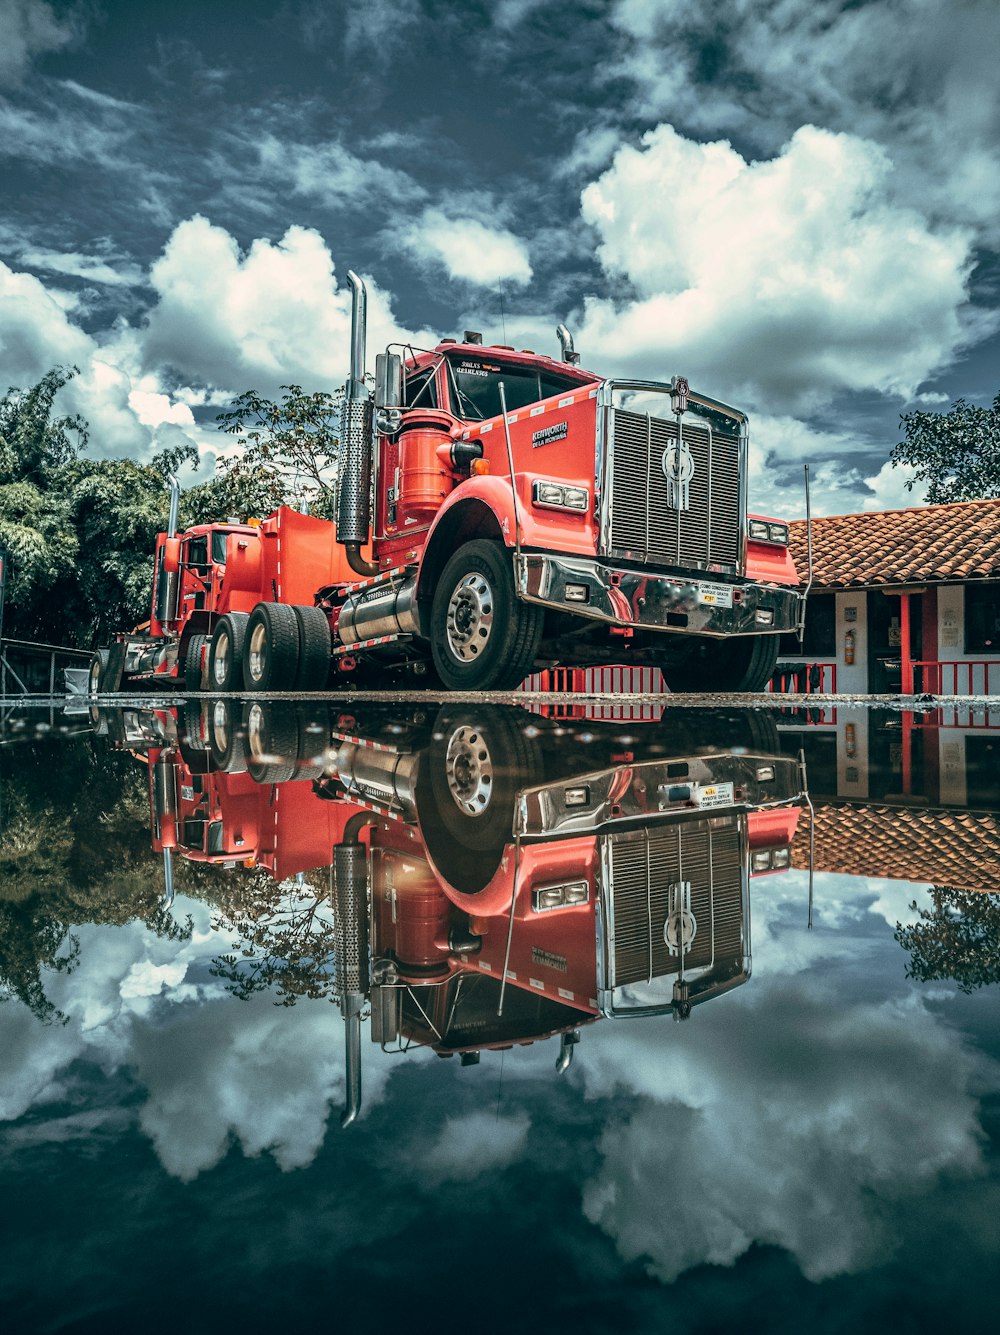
[2,0,999,518]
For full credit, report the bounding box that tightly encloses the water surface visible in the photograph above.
[1,697,998,1333]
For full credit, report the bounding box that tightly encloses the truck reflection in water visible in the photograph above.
[95,701,805,1125]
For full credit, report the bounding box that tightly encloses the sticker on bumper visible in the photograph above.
[693,781,735,809]
[697,582,734,608]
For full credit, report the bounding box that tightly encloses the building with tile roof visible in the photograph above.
[781,499,1000,696]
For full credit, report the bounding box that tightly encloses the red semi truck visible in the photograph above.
[92,272,801,695]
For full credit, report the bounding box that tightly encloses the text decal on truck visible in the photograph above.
[532,420,568,449]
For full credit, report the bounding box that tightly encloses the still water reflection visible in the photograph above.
[1,698,998,1332]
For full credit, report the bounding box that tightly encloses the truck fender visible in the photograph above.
[415,480,513,606]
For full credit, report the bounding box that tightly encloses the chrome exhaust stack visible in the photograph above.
[333,814,373,1128]
[154,474,183,625]
[166,474,180,537]
[338,270,378,576]
[556,323,581,365]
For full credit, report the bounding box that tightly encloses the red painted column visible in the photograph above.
[900,593,913,695]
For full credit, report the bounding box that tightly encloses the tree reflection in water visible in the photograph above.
[896,887,1000,992]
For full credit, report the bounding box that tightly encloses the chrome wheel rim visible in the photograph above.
[211,700,230,753]
[247,702,266,759]
[212,631,230,686]
[445,726,494,816]
[248,623,267,682]
[445,572,494,663]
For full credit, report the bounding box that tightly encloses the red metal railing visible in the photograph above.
[522,666,666,719]
[912,660,1000,696]
[766,661,837,695]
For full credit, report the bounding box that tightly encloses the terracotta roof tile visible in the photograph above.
[791,802,1000,892]
[789,497,1000,587]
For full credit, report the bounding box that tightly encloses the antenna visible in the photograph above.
[498,279,507,344]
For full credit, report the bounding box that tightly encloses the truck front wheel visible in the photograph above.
[430,541,543,691]
[209,612,249,692]
[243,602,301,692]
[662,632,780,694]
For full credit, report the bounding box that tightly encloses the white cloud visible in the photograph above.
[578,983,993,1283]
[0,896,400,1181]
[127,388,196,430]
[143,215,438,395]
[607,0,1000,242]
[401,209,533,288]
[0,258,215,466]
[256,134,423,209]
[0,0,80,86]
[418,1111,531,1182]
[0,258,92,380]
[578,124,972,412]
[17,246,145,287]
[862,458,930,512]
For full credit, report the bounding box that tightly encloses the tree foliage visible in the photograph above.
[891,393,1000,503]
[0,369,339,647]
[210,867,339,1005]
[0,366,88,486]
[0,737,193,1021]
[895,887,1000,993]
[215,384,342,520]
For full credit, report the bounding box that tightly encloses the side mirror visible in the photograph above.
[374,352,403,410]
[162,536,181,574]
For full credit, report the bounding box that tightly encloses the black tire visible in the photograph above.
[89,649,110,695]
[430,540,543,691]
[243,603,301,692]
[244,701,299,783]
[292,605,331,691]
[209,698,248,773]
[663,633,780,694]
[184,634,208,692]
[417,707,543,893]
[209,612,249,692]
[295,704,330,777]
[183,699,211,752]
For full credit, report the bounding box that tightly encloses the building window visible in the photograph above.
[965,584,1000,653]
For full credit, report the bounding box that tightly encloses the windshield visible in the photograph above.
[445,355,583,421]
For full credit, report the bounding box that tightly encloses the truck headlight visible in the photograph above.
[748,520,789,546]
[532,480,589,512]
[532,880,590,912]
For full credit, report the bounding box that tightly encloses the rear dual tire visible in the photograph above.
[209,613,249,692]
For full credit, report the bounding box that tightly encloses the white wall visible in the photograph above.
[834,592,868,693]
[936,585,1000,694]
[835,707,870,800]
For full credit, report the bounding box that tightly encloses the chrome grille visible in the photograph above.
[607,820,743,988]
[607,408,741,571]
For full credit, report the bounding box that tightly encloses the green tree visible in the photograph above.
[895,887,1000,992]
[215,384,343,520]
[0,366,88,486]
[891,393,1000,503]
[0,368,87,640]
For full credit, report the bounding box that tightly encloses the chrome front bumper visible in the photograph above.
[515,552,801,637]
